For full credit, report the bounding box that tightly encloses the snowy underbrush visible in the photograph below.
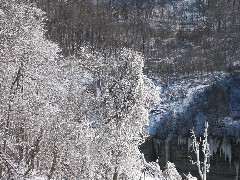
[144,161,197,180]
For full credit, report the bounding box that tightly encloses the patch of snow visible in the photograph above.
[0,9,5,17]
[184,172,198,180]
[162,162,182,180]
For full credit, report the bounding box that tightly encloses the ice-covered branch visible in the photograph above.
[189,122,210,180]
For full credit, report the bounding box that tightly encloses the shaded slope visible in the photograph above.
[148,72,240,138]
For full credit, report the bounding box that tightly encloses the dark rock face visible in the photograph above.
[140,137,240,180]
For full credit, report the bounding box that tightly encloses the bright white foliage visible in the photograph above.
[73,47,161,179]
[0,0,61,178]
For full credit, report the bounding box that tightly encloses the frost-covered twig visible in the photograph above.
[189,122,210,180]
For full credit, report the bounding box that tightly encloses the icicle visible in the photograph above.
[236,138,240,145]
[188,137,192,153]
[220,145,222,157]
[165,139,169,164]
[220,137,232,167]
[153,139,160,157]
[235,160,239,180]
[153,139,158,156]
[209,138,219,160]
[157,139,161,152]
[178,136,187,146]
[228,144,232,167]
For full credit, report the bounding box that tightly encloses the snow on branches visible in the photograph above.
[189,122,211,180]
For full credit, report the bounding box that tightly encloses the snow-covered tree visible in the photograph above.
[0,1,162,178]
[0,0,61,178]
[162,162,182,180]
[53,47,160,179]
[0,1,173,179]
